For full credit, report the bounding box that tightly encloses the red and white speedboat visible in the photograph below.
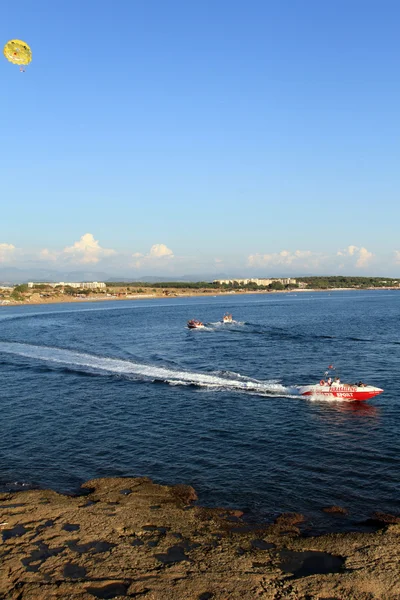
[187,319,205,329]
[299,381,383,402]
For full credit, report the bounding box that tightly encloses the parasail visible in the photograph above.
[3,39,32,71]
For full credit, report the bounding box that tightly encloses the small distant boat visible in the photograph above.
[299,381,383,402]
[222,313,233,323]
[187,319,204,329]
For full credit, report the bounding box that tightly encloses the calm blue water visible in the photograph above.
[0,291,399,531]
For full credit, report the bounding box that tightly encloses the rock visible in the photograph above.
[0,476,399,599]
[63,562,87,579]
[62,523,80,532]
[2,524,28,541]
[274,512,305,526]
[250,539,275,550]
[322,505,348,515]
[86,581,129,598]
[368,512,400,526]
[170,483,198,505]
[155,545,190,564]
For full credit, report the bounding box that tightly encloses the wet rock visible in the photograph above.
[368,511,400,526]
[119,489,132,496]
[322,505,348,515]
[278,550,345,578]
[230,509,244,518]
[36,519,54,532]
[21,541,64,572]
[171,484,198,505]
[251,539,275,550]
[63,562,87,579]
[178,537,200,551]
[86,581,129,598]
[62,523,80,532]
[2,524,28,541]
[66,540,116,554]
[81,499,97,507]
[274,512,305,527]
[157,526,168,534]
[155,545,190,564]
[230,525,255,534]
[131,538,144,546]
[219,509,244,521]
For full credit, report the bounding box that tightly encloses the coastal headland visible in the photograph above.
[1,477,399,599]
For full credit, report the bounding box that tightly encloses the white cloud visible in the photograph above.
[0,243,16,263]
[356,247,373,268]
[149,244,174,259]
[132,243,174,268]
[337,245,374,268]
[394,251,400,264]
[248,249,314,268]
[39,248,58,262]
[63,233,116,264]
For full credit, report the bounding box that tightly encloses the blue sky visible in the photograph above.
[1,0,400,277]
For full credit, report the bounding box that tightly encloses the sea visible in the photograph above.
[0,290,399,532]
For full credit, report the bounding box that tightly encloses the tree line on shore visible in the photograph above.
[105,276,400,291]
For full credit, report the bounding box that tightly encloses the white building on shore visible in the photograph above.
[214,278,296,286]
[27,282,106,290]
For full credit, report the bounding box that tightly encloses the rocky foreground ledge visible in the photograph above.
[1,478,399,600]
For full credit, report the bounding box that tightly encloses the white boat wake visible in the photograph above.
[0,341,297,398]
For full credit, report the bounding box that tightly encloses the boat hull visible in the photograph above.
[299,384,383,401]
[187,320,204,329]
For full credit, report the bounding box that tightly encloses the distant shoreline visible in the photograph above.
[1,286,399,308]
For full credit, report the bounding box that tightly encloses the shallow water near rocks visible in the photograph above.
[278,549,345,578]
[86,582,129,599]
[0,291,399,532]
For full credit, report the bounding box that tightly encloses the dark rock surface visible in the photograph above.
[0,476,399,599]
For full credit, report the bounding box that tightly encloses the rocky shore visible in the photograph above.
[1,477,399,599]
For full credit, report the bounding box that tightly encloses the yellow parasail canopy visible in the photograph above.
[3,39,32,66]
